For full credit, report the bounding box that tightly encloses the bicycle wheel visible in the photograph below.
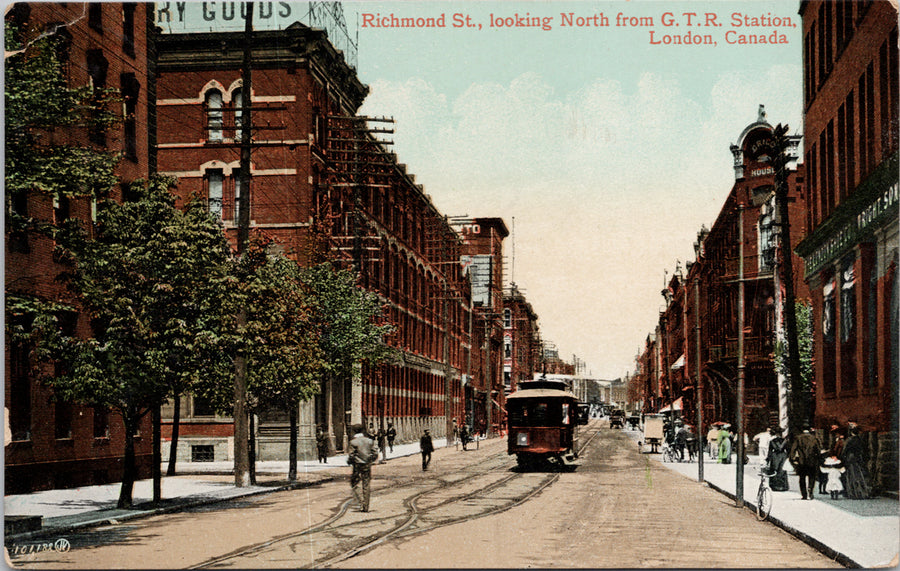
[756,485,772,520]
[663,448,673,462]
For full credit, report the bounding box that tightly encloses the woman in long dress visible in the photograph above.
[766,427,790,491]
[717,424,732,464]
[840,425,870,499]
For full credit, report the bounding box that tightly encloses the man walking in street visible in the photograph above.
[420,429,434,471]
[348,425,379,512]
[386,422,396,453]
[789,424,821,500]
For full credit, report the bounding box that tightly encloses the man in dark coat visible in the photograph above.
[348,425,379,512]
[386,422,396,452]
[789,425,821,500]
[420,429,434,471]
[315,425,329,463]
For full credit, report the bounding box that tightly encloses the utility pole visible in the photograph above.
[736,204,746,506]
[233,4,254,488]
[771,124,805,436]
[695,274,704,483]
[442,218,453,444]
[484,315,493,438]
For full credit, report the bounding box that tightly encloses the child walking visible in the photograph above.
[820,455,845,500]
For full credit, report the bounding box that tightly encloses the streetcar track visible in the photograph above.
[191,427,603,569]
[187,451,517,569]
[319,472,562,568]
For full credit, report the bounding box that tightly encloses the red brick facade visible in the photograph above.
[503,285,540,395]
[796,0,898,493]
[155,24,489,458]
[5,3,154,493]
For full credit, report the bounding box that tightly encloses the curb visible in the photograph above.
[702,479,861,569]
[5,476,334,544]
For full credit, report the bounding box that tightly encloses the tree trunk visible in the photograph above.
[289,404,298,481]
[249,412,257,485]
[117,414,138,509]
[166,393,180,476]
[152,405,161,505]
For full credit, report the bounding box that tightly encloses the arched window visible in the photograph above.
[206,90,223,142]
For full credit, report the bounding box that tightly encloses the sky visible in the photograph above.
[160,0,804,379]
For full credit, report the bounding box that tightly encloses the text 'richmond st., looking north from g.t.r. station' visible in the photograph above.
[360,10,797,46]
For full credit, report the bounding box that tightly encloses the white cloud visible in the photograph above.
[358,65,801,377]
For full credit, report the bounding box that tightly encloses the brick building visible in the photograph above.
[502,284,540,395]
[635,107,808,441]
[5,2,155,493]
[794,0,898,493]
[461,218,509,435]
[155,20,480,460]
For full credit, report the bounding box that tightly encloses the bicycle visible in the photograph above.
[756,469,773,521]
[661,443,682,463]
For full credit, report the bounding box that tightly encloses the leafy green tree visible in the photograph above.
[225,240,325,481]
[301,262,396,448]
[5,22,120,238]
[5,19,121,358]
[40,178,233,508]
[775,299,814,429]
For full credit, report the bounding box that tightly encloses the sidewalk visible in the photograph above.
[4,437,447,542]
[625,427,900,568]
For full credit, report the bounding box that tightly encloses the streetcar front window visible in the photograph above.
[508,401,563,427]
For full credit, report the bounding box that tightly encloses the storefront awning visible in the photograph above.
[658,397,683,413]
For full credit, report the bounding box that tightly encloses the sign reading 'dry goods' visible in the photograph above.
[155,2,308,33]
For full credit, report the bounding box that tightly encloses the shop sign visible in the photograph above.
[804,181,899,277]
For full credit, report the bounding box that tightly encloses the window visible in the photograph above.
[840,258,856,343]
[822,277,837,394]
[234,172,244,221]
[840,257,857,393]
[53,194,71,224]
[233,88,243,141]
[122,4,135,57]
[192,445,215,462]
[47,24,72,80]
[86,50,108,145]
[9,192,29,253]
[93,407,110,439]
[88,2,102,32]
[121,74,139,161]
[207,169,223,218]
[758,211,776,273]
[192,395,216,417]
[206,90,223,142]
[503,308,512,328]
[55,400,73,440]
[9,342,32,441]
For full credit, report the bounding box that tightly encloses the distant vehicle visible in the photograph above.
[507,377,589,467]
[626,414,641,430]
[609,409,626,429]
[643,414,665,452]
